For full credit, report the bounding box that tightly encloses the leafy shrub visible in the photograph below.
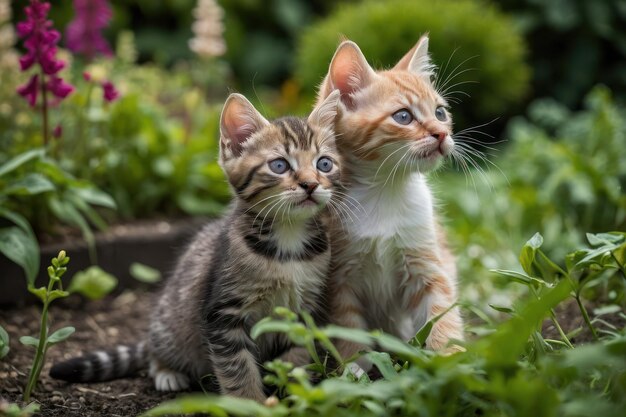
[442,85,626,290]
[295,0,530,130]
[498,0,626,108]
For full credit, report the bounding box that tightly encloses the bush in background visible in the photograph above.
[295,0,530,134]
[498,0,626,108]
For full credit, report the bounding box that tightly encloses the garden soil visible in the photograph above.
[0,290,178,417]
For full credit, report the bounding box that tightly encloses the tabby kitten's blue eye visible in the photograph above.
[269,158,290,174]
[392,109,413,125]
[435,106,447,121]
[316,157,333,172]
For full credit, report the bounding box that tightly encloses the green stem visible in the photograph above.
[23,300,49,402]
[575,295,599,341]
[40,70,49,148]
[610,252,626,281]
[548,309,574,349]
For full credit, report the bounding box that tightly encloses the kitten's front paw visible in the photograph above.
[154,369,190,391]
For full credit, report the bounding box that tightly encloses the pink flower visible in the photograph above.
[15,1,74,107]
[47,76,74,99]
[82,72,92,81]
[66,0,113,61]
[52,124,63,138]
[17,75,39,107]
[102,81,119,102]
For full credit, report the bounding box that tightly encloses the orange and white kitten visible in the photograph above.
[317,35,464,369]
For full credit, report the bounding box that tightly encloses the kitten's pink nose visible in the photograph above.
[299,181,319,194]
[434,132,447,143]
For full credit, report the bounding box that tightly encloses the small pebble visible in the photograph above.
[51,395,64,404]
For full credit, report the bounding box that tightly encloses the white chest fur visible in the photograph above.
[337,173,438,336]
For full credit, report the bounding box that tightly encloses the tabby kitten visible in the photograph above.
[50,90,342,401]
[316,35,464,369]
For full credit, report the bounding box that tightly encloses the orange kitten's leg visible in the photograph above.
[404,250,464,351]
[331,280,369,363]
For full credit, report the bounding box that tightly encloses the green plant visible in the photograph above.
[0,400,39,417]
[140,232,625,417]
[295,0,530,131]
[20,250,75,403]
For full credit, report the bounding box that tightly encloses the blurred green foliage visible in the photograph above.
[295,0,530,135]
[498,0,626,108]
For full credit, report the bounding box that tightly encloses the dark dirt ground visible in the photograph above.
[1,287,623,417]
[0,289,180,417]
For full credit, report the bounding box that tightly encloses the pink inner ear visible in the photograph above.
[332,60,359,95]
[223,112,256,156]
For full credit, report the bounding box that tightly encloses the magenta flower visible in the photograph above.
[17,75,39,107]
[16,0,74,106]
[65,0,113,61]
[16,0,74,145]
[102,80,119,102]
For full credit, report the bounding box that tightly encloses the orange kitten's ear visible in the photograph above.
[220,93,269,158]
[394,34,435,78]
[308,89,340,130]
[317,41,376,108]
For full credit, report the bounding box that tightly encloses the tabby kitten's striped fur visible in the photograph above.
[50,90,342,401]
[317,35,464,371]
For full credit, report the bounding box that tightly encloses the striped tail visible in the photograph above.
[49,341,148,382]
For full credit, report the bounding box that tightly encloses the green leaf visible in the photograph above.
[0,149,45,177]
[519,232,543,275]
[140,393,284,417]
[251,318,293,340]
[323,325,373,346]
[72,187,117,209]
[47,289,70,302]
[47,326,75,345]
[2,173,55,196]
[489,304,515,314]
[372,332,421,359]
[492,269,550,287]
[0,325,9,359]
[68,266,118,300]
[129,262,162,283]
[365,351,399,379]
[0,226,40,286]
[19,336,40,348]
[28,285,47,303]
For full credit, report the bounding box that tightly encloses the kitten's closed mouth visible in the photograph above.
[299,196,319,207]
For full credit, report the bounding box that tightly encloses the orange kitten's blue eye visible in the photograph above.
[392,109,413,125]
[269,158,290,174]
[435,106,447,121]
[316,157,333,172]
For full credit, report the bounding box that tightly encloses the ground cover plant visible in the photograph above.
[1,0,625,416]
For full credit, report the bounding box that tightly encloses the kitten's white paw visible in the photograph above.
[346,362,365,379]
[154,369,190,391]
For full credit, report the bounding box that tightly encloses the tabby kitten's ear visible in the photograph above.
[308,89,340,130]
[317,41,376,108]
[220,93,269,158]
[393,34,434,78]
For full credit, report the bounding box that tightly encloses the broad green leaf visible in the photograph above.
[251,318,293,340]
[472,279,571,366]
[519,232,543,275]
[129,262,162,283]
[372,332,421,359]
[68,266,118,300]
[47,289,70,302]
[365,351,399,379]
[19,336,40,348]
[141,393,284,417]
[0,149,44,177]
[0,226,40,286]
[47,326,75,344]
[0,325,9,359]
[323,325,374,346]
[2,173,55,196]
[48,196,95,248]
[72,187,117,209]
